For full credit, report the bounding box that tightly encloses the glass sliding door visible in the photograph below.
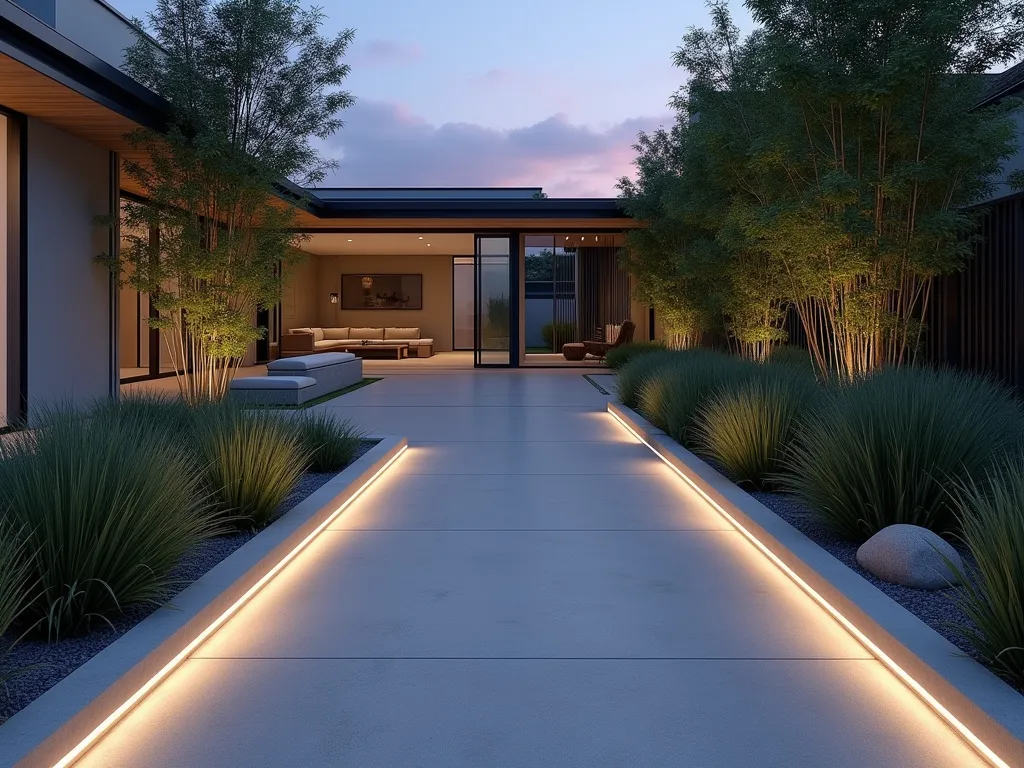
[474,236,512,366]
[452,256,474,350]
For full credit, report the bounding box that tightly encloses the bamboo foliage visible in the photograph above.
[620,0,1024,379]
[99,0,354,402]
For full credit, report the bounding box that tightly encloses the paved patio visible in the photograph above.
[81,372,986,766]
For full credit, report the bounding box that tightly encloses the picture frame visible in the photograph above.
[340,274,423,310]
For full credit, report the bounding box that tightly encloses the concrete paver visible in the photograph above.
[79,372,987,767]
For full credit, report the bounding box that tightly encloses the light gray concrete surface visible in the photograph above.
[76,372,990,768]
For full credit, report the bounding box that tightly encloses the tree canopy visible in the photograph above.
[620,0,1024,376]
[103,0,355,401]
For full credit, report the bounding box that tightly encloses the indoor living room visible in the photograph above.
[283,232,476,370]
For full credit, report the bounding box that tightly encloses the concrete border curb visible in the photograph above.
[0,435,408,768]
[608,401,1024,768]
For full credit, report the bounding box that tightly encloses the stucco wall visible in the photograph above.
[25,119,111,420]
[314,254,453,351]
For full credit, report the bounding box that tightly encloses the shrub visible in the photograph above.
[781,367,1024,540]
[948,459,1024,688]
[615,349,680,409]
[636,350,755,448]
[540,321,576,350]
[0,408,216,639]
[194,404,308,529]
[295,411,365,473]
[693,366,819,490]
[605,341,667,370]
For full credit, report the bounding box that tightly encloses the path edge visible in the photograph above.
[0,435,408,768]
[608,401,1024,768]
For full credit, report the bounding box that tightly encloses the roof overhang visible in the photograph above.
[0,0,170,131]
[292,196,638,231]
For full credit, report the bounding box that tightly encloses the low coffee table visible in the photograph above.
[352,343,409,360]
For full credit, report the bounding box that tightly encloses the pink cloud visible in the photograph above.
[319,101,672,197]
[477,68,513,84]
[349,39,424,68]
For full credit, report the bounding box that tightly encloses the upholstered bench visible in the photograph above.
[267,352,362,399]
[229,375,317,406]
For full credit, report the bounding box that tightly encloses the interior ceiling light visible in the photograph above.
[418,236,424,240]
[347,239,353,242]
[427,243,431,247]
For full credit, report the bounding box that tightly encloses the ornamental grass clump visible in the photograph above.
[0,520,37,671]
[615,349,680,408]
[89,391,197,439]
[767,344,815,373]
[605,341,667,371]
[948,460,1024,688]
[637,351,755,449]
[295,411,365,473]
[781,367,1024,540]
[693,366,819,490]
[0,408,216,639]
[194,404,308,530]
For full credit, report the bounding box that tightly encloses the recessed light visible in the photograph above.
[418,236,423,240]
[347,239,353,242]
[427,243,431,247]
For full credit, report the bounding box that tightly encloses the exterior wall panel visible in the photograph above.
[25,118,111,420]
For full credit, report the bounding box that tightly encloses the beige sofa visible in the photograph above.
[282,327,434,358]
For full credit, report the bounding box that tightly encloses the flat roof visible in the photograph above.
[310,187,545,201]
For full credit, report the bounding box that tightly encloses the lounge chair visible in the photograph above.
[582,320,635,359]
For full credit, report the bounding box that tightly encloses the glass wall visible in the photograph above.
[452,256,474,350]
[117,207,181,382]
[523,233,630,363]
[475,236,511,366]
[0,112,23,425]
[0,114,8,426]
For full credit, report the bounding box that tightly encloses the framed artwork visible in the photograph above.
[341,274,423,310]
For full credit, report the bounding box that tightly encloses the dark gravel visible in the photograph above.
[0,438,378,724]
[747,490,986,664]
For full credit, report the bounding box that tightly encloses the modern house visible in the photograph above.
[4,0,1024,429]
[0,0,648,427]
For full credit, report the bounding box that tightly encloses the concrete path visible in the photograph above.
[81,372,986,767]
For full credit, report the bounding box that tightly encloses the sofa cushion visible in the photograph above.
[312,328,325,342]
[322,327,350,340]
[385,327,420,340]
[413,338,434,346]
[268,352,356,371]
[290,327,313,336]
[349,327,384,340]
[230,375,316,390]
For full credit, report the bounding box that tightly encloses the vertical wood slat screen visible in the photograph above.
[778,196,1024,387]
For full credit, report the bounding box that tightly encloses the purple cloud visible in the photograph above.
[318,100,671,197]
[348,39,424,67]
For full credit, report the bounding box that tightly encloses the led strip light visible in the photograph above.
[607,408,1010,768]
[53,443,409,768]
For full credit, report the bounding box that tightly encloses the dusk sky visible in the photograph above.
[110,0,754,197]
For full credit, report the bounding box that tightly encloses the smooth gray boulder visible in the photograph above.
[855,524,963,590]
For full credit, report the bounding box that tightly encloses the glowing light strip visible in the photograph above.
[53,443,409,768]
[607,408,1010,768]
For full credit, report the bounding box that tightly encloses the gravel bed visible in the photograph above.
[0,438,378,724]
[747,491,997,666]
[693,452,1021,695]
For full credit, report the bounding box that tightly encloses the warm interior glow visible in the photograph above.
[606,408,1010,768]
[52,444,409,768]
